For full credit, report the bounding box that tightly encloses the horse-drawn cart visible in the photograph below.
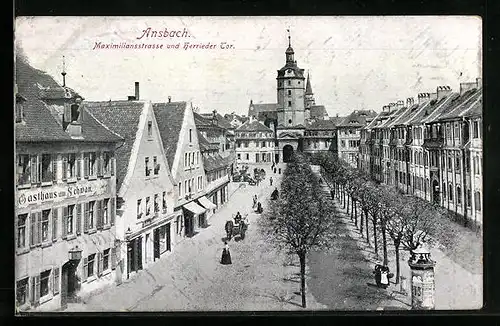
[225,214,249,240]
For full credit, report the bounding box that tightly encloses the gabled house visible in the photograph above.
[85,85,178,281]
[154,99,210,239]
[15,55,122,311]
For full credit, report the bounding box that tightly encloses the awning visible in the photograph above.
[198,196,217,209]
[183,201,207,215]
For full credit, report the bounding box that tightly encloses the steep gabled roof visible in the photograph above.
[153,101,187,169]
[15,55,122,143]
[338,109,377,128]
[309,105,328,119]
[437,89,482,121]
[236,119,273,132]
[305,119,337,130]
[329,116,346,126]
[203,152,234,172]
[84,100,146,192]
[248,103,277,117]
[199,112,233,129]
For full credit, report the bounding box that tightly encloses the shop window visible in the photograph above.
[40,270,51,298]
[16,278,29,306]
[103,249,110,271]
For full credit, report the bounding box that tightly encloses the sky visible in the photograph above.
[15,16,482,117]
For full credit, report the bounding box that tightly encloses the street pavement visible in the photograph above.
[65,163,327,311]
[307,178,407,310]
[317,173,482,310]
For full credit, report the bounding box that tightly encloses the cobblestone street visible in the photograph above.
[66,164,326,311]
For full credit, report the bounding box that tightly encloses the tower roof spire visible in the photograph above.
[286,28,294,54]
[305,71,313,95]
[61,55,67,87]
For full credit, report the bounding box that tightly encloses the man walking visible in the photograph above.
[270,176,273,186]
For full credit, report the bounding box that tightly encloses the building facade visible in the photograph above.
[154,100,210,240]
[15,57,122,311]
[239,33,336,163]
[336,110,377,168]
[235,117,276,164]
[359,79,482,226]
[85,88,178,281]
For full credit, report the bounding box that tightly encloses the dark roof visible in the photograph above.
[84,101,146,192]
[236,119,273,132]
[15,55,122,143]
[197,130,219,152]
[153,101,187,169]
[248,103,277,117]
[338,110,377,127]
[257,111,278,122]
[365,111,393,129]
[437,89,482,121]
[329,116,345,125]
[277,61,305,78]
[309,105,328,119]
[305,119,337,130]
[305,73,313,95]
[199,112,233,129]
[203,152,234,172]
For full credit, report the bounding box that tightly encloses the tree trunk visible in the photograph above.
[343,190,346,209]
[365,211,370,245]
[354,201,358,226]
[382,222,388,266]
[347,194,350,214]
[299,251,307,308]
[372,214,378,256]
[394,241,401,284]
[360,208,364,234]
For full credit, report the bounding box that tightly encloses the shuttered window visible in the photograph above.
[52,208,58,241]
[83,257,88,281]
[30,155,39,184]
[96,200,103,230]
[76,204,82,235]
[52,155,58,182]
[97,152,103,177]
[110,156,115,176]
[84,202,89,232]
[110,197,115,226]
[76,155,82,179]
[62,155,68,181]
[30,213,36,246]
[84,154,89,178]
[62,206,68,238]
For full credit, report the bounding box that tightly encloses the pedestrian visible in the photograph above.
[256,202,263,214]
[278,168,281,174]
[274,167,277,173]
[270,176,273,186]
[253,195,257,208]
[221,241,232,265]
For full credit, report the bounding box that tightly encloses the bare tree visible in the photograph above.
[259,153,337,308]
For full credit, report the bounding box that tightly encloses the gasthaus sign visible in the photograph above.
[17,179,111,208]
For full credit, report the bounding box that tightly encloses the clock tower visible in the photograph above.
[276,32,306,129]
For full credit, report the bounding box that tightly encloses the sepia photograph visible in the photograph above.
[14,16,482,313]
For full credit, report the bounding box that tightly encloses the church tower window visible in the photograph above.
[287,80,291,86]
[288,90,291,96]
[288,101,292,107]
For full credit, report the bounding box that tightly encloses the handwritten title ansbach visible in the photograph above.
[92,27,235,50]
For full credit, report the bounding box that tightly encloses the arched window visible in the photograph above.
[474,191,481,211]
[449,184,453,201]
[457,186,462,204]
[443,182,447,199]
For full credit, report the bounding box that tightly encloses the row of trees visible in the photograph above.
[259,152,337,308]
[308,151,438,284]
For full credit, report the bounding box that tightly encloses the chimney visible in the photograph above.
[476,78,482,88]
[406,97,414,107]
[418,93,430,104]
[436,86,452,100]
[396,100,404,109]
[382,105,390,112]
[128,96,135,101]
[135,82,140,100]
[389,102,397,112]
[429,92,438,101]
[168,96,171,103]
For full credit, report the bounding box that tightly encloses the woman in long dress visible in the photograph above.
[221,241,232,265]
